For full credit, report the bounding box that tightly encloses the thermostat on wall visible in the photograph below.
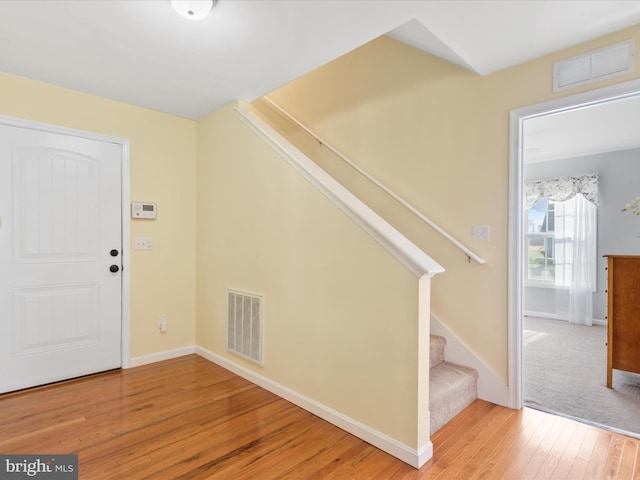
[131,202,157,219]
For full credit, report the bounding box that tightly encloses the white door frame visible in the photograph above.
[0,115,131,369]
[508,78,640,409]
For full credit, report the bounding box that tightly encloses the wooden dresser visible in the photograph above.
[605,255,640,388]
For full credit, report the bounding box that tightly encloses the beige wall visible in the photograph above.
[196,103,426,447]
[4,21,638,450]
[266,25,640,383]
[0,72,197,358]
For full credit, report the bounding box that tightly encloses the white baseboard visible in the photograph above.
[431,314,511,408]
[129,346,196,368]
[195,345,432,468]
[524,311,607,326]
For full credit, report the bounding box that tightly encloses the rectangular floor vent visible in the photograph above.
[227,289,263,366]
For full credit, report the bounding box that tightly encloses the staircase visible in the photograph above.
[430,335,478,433]
[240,102,483,454]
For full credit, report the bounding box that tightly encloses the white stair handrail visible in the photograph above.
[261,96,486,265]
[235,105,445,278]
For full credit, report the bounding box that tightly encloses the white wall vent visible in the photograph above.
[553,40,635,92]
[227,289,263,366]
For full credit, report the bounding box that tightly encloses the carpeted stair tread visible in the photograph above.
[430,335,446,369]
[430,361,478,434]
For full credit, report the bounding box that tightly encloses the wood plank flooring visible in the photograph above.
[0,354,638,479]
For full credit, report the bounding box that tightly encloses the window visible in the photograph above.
[526,197,556,283]
[524,175,599,324]
[525,194,596,289]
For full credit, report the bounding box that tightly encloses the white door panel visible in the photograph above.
[13,148,99,263]
[0,124,122,393]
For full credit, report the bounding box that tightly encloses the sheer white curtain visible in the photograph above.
[554,195,597,325]
[525,174,599,326]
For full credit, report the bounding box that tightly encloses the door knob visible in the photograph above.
[110,265,120,273]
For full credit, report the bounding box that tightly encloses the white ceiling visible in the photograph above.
[1,1,640,120]
[524,94,640,164]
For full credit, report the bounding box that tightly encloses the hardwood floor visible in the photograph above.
[1,355,638,479]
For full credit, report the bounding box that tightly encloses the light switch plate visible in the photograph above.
[134,237,153,250]
[472,225,490,242]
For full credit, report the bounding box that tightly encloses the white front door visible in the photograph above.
[0,122,122,393]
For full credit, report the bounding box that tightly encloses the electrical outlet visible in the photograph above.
[159,314,167,333]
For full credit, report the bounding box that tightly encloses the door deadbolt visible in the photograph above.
[110,249,119,257]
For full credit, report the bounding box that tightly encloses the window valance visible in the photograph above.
[524,174,599,210]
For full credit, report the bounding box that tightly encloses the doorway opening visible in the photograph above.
[509,79,640,437]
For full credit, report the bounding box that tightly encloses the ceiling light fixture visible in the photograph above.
[171,0,216,20]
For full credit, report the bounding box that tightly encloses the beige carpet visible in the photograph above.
[524,316,640,438]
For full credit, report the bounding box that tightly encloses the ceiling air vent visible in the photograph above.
[227,289,264,366]
[553,40,635,92]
